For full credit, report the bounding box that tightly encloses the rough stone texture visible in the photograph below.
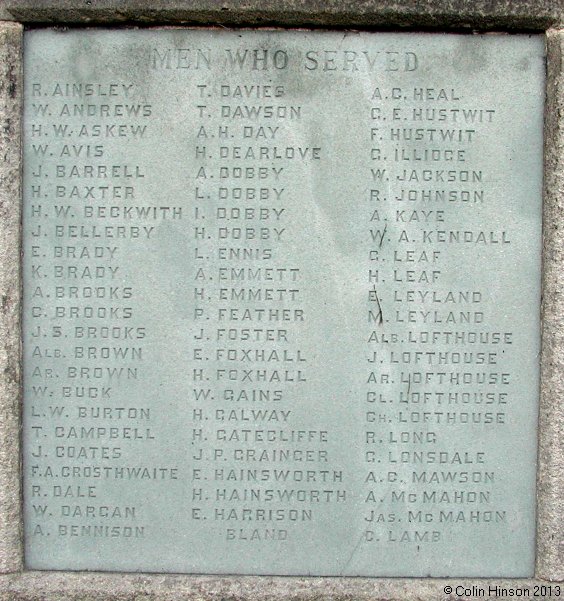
[1,573,564,601]
[0,0,562,29]
[537,29,564,583]
[0,20,23,576]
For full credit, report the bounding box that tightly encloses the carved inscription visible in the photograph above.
[23,30,543,576]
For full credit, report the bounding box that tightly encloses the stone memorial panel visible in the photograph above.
[22,28,544,577]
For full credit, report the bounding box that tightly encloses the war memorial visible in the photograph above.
[0,1,562,600]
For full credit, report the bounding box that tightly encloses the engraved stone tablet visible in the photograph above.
[22,29,544,577]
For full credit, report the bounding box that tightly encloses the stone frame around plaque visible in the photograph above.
[0,2,562,599]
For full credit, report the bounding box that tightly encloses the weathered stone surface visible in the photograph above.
[0,20,23,575]
[0,0,562,29]
[0,572,563,601]
[537,28,564,583]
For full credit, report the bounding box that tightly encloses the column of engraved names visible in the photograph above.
[185,59,345,542]
[24,79,179,545]
[362,85,512,545]
[188,82,214,528]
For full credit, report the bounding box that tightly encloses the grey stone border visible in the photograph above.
[0,6,563,599]
[0,0,563,30]
[0,20,23,578]
[537,29,564,584]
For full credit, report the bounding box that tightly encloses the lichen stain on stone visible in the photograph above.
[7,80,16,100]
[3,360,18,387]
[2,116,13,137]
